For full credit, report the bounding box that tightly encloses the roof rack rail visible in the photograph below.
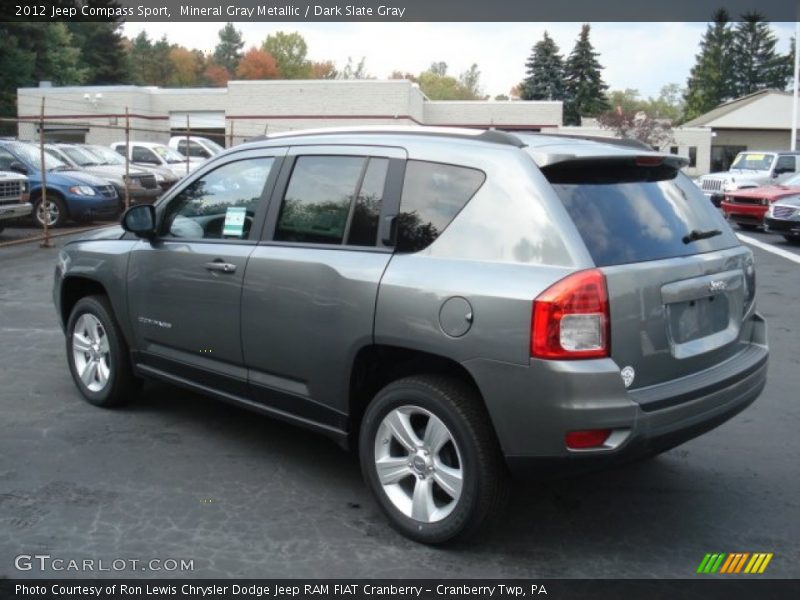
[245,126,526,148]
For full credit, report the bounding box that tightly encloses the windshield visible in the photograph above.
[153,145,186,163]
[62,146,99,167]
[84,145,125,166]
[9,142,68,172]
[730,153,775,171]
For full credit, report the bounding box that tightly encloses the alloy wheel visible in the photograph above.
[374,405,464,523]
[72,314,111,392]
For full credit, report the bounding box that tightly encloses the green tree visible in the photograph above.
[29,23,87,86]
[683,10,736,121]
[459,64,483,99]
[563,24,609,125]
[647,83,685,121]
[428,61,448,76]
[0,25,36,133]
[128,32,172,86]
[417,64,481,100]
[521,32,565,101]
[262,31,311,78]
[606,89,647,113]
[67,21,129,84]
[730,14,792,97]
[338,57,369,79]
[213,23,244,74]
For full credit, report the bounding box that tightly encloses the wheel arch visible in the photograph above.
[348,345,488,436]
[60,276,108,329]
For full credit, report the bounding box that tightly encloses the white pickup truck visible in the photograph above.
[0,171,30,234]
[697,151,800,206]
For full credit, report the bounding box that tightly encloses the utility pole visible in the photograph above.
[186,115,191,175]
[124,107,131,211]
[39,97,53,248]
[792,20,799,151]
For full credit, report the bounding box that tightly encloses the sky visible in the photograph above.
[122,22,797,99]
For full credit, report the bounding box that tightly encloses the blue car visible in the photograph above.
[0,141,119,227]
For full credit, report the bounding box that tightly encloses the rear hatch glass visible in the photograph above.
[545,162,739,266]
[543,158,752,391]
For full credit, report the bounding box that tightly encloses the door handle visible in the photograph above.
[204,260,237,274]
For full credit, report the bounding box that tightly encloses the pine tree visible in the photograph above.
[521,32,565,101]
[730,13,792,97]
[67,2,129,84]
[563,24,609,125]
[683,10,736,122]
[213,23,244,74]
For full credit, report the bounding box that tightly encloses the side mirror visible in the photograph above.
[9,161,28,175]
[121,204,157,239]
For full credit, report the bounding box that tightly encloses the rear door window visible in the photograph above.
[397,160,485,252]
[275,155,387,246]
[547,167,739,267]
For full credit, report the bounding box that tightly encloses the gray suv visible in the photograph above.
[53,128,768,544]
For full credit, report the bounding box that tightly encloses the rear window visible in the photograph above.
[548,169,739,267]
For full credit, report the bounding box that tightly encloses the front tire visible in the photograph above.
[359,375,509,544]
[66,295,138,407]
[783,234,800,245]
[34,194,67,228]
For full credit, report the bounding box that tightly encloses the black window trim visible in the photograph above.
[260,147,406,252]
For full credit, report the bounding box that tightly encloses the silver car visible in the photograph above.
[53,127,768,544]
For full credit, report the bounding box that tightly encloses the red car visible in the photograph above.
[721,174,800,230]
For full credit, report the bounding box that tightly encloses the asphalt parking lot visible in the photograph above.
[0,229,798,579]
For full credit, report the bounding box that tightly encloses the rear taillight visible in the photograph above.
[531,269,609,359]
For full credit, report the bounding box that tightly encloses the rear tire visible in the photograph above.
[737,223,758,231]
[34,194,67,228]
[359,375,509,544]
[66,295,139,407]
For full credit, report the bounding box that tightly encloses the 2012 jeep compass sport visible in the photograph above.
[54,127,768,544]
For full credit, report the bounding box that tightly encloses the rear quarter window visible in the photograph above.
[548,169,739,267]
[397,160,485,252]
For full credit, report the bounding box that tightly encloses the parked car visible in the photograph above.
[764,194,800,243]
[0,141,118,227]
[721,172,800,230]
[697,150,800,206]
[45,144,161,207]
[0,170,30,233]
[54,128,767,544]
[81,144,179,192]
[110,141,203,177]
[168,135,224,160]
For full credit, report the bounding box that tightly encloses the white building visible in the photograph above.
[16,80,563,147]
[682,89,799,172]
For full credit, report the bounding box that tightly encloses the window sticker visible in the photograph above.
[223,206,247,238]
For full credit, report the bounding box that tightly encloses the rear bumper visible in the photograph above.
[764,217,800,236]
[0,201,32,221]
[466,313,768,478]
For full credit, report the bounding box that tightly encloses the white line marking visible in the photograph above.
[737,234,800,265]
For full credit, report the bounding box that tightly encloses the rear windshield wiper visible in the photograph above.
[682,228,722,244]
